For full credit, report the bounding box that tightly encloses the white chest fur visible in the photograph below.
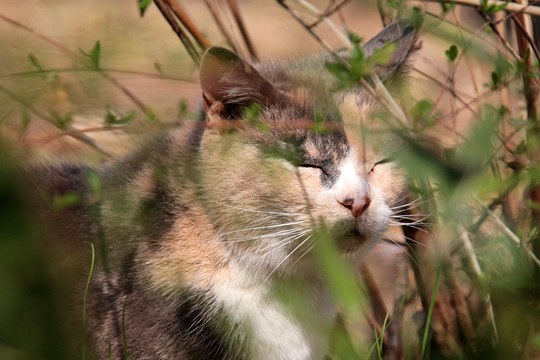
[212,262,336,360]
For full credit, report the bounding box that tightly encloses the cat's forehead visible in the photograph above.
[303,131,349,161]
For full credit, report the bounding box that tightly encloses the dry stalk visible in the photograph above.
[163,0,211,50]
[225,0,258,60]
[203,0,238,52]
[153,0,202,64]
[411,0,540,17]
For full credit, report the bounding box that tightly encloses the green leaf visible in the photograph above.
[347,32,362,45]
[242,103,269,131]
[490,71,500,89]
[139,0,153,16]
[445,45,458,62]
[104,108,135,125]
[53,113,73,129]
[177,99,189,119]
[89,41,101,70]
[27,53,42,70]
[532,333,540,349]
[154,62,163,74]
[86,170,102,194]
[411,99,435,127]
[365,43,396,69]
[53,192,82,208]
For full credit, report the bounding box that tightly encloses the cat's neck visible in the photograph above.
[212,258,336,360]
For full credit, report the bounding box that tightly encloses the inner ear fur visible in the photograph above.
[199,47,284,117]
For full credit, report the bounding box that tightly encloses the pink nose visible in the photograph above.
[339,195,371,218]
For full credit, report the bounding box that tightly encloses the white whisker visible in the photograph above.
[220,221,306,235]
[265,235,313,281]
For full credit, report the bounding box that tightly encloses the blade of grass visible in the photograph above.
[421,266,440,360]
[82,243,95,360]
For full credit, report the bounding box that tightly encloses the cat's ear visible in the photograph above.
[199,47,282,117]
[363,21,418,80]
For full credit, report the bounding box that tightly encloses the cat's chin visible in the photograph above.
[335,227,370,254]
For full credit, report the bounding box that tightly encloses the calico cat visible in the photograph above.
[30,21,417,360]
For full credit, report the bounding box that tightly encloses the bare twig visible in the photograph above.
[163,0,211,50]
[411,0,540,17]
[203,0,237,50]
[457,228,498,342]
[225,0,258,60]
[153,0,202,64]
[293,0,351,46]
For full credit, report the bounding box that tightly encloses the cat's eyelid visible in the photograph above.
[369,158,391,174]
[374,158,391,166]
[299,162,327,174]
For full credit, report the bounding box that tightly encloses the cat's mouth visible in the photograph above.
[334,226,368,253]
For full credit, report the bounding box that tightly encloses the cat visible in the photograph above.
[29,21,417,360]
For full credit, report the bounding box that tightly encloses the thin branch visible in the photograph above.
[0,68,196,83]
[225,0,258,60]
[203,0,236,50]
[478,201,540,267]
[163,0,211,50]
[457,228,498,342]
[293,0,351,46]
[411,0,540,17]
[153,0,201,64]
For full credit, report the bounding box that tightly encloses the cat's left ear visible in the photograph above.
[363,21,419,80]
[199,47,284,117]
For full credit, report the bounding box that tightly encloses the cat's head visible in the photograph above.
[197,22,417,275]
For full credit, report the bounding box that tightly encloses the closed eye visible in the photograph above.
[299,163,326,174]
[368,158,391,174]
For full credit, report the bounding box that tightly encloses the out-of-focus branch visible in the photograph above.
[225,0,258,60]
[153,0,202,64]
[410,0,540,17]
[163,0,211,50]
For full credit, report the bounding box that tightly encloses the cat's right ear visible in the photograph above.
[199,47,282,120]
[362,21,419,81]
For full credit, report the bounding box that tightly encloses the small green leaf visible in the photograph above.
[86,170,102,194]
[104,108,135,125]
[53,113,73,129]
[365,43,396,69]
[154,62,163,74]
[27,53,42,70]
[440,2,456,13]
[490,71,500,89]
[532,333,540,349]
[242,103,269,131]
[445,45,458,62]
[53,192,82,208]
[90,41,101,69]
[347,32,362,45]
[177,99,189,119]
[312,108,327,134]
[411,99,435,127]
[139,0,153,16]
